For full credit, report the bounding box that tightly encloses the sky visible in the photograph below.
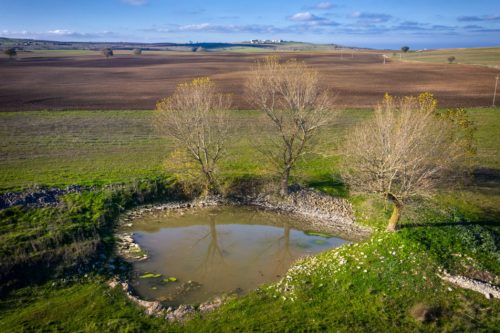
[0,0,499,49]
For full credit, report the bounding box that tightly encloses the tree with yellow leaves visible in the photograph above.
[155,78,232,195]
[343,93,475,231]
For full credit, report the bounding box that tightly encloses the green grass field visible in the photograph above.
[1,107,497,192]
[0,106,499,332]
[389,47,500,68]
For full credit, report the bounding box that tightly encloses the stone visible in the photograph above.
[199,296,225,314]
[439,271,500,299]
[165,305,195,322]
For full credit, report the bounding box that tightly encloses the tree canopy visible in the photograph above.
[246,56,335,195]
[343,93,475,231]
[155,78,232,194]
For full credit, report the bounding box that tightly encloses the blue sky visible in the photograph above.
[0,0,499,49]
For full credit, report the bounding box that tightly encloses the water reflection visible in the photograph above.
[125,206,347,305]
[194,215,227,278]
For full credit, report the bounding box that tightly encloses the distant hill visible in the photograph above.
[0,37,361,53]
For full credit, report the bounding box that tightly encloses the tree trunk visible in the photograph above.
[202,168,218,196]
[280,167,291,196]
[386,194,402,232]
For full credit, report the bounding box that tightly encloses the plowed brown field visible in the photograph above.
[0,52,498,110]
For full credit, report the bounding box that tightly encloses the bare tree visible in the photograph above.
[132,48,142,55]
[4,47,17,59]
[343,93,475,231]
[448,56,456,64]
[155,77,232,195]
[246,56,335,195]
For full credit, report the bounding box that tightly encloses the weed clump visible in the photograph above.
[409,303,441,323]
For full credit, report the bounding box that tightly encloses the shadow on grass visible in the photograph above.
[402,220,499,229]
[304,175,349,198]
[468,168,500,195]
[401,205,500,230]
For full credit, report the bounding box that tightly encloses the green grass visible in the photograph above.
[0,106,498,331]
[1,107,496,192]
[1,218,498,332]
[181,224,499,332]
[220,47,275,53]
[0,110,166,192]
[0,178,181,293]
[0,280,172,332]
[389,47,500,68]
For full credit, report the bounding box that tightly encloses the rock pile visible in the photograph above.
[116,233,148,261]
[439,271,500,299]
[108,278,231,322]
[0,185,88,209]
[108,278,164,316]
[239,186,371,240]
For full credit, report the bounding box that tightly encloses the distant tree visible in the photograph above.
[4,47,17,59]
[401,46,410,53]
[192,46,206,52]
[132,48,142,55]
[343,93,475,231]
[155,78,232,195]
[101,48,113,58]
[246,56,335,196]
[448,56,456,64]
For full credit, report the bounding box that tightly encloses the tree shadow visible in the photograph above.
[401,220,499,229]
[464,167,500,195]
[401,205,500,229]
[304,174,348,197]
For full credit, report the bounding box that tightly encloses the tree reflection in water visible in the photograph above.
[192,210,293,280]
[250,220,293,278]
[271,223,293,276]
[193,214,227,278]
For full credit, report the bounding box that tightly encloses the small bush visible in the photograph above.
[101,48,113,58]
[3,47,16,59]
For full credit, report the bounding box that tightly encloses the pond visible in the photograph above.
[122,206,348,306]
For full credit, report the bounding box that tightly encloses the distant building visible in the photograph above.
[250,39,283,44]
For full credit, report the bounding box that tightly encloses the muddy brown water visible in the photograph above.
[122,206,348,306]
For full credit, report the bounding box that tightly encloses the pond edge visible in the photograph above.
[113,186,372,322]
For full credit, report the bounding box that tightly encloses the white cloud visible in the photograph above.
[289,12,318,22]
[48,29,73,35]
[146,23,283,34]
[1,29,29,36]
[287,12,338,27]
[350,11,392,23]
[0,29,120,40]
[121,0,148,6]
[315,2,334,10]
[179,23,211,31]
